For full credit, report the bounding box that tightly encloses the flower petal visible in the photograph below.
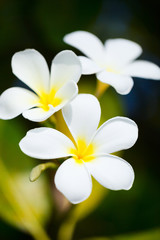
[62,94,101,145]
[97,70,134,95]
[22,106,55,122]
[50,50,81,90]
[64,31,105,63]
[122,60,160,80]
[19,127,74,159]
[12,49,50,95]
[79,56,102,74]
[85,155,134,190]
[0,87,38,120]
[104,38,142,68]
[92,117,138,154]
[55,158,92,204]
[53,81,78,112]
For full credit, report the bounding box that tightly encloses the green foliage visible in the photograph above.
[114,228,160,240]
[0,119,52,239]
[80,227,160,240]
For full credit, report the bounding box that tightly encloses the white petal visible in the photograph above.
[53,81,78,112]
[79,56,102,74]
[12,49,50,95]
[104,38,142,68]
[50,50,81,90]
[64,31,105,63]
[0,87,38,120]
[92,117,138,154]
[62,94,101,145]
[97,70,134,95]
[19,127,74,159]
[55,158,92,204]
[85,155,134,190]
[22,105,55,122]
[122,60,160,80]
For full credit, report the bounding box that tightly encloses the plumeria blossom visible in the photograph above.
[19,94,138,204]
[0,49,81,122]
[64,31,160,95]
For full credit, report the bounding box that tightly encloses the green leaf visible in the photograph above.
[79,228,160,240]
[0,119,52,240]
[114,228,160,240]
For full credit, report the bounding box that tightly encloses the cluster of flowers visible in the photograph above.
[0,31,160,204]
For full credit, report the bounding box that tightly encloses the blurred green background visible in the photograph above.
[0,0,160,239]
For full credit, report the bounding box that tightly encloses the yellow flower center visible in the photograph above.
[70,138,95,163]
[106,66,120,74]
[38,88,62,111]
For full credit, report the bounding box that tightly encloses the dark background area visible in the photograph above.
[0,0,160,239]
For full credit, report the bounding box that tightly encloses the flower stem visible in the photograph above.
[40,115,57,128]
[57,216,76,240]
[54,110,77,146]
[95,80,109,99]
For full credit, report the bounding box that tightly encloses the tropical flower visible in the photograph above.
[0,49,81,122]
[19,94,138,204]
[64,31,160,95]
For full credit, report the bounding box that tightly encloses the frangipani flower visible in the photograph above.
[64,31,160,95]
[0,49,81,122]
[20,94,138,204]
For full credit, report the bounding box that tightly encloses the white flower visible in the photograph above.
[0,49,81,122]
[64,31,160,95]
[19,94,138,204]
